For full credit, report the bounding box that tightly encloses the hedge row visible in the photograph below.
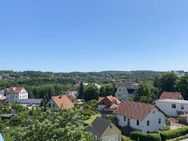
[130,131,161,141]
[160,126,188,141]
[130,126,188,141]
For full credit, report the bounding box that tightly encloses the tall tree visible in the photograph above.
[176,74,188,100]
[83,85,99,101]
[78,82,84,99]
[135,83,152,103]
[99,83,115,97]
[159,72,177,92]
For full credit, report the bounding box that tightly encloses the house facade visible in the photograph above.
[160,91,184,100]
[156,99,188,117]
[47,95,74,110]
[5,87,28,103]
[115,81,138,101]
[115,101,166,133]
[97,95,121,111]
[88,117,121,141]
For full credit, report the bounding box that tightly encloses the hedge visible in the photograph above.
[130,131,161,141]
[160,126,188,141]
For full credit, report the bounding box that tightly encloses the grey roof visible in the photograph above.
[118,81,138,89]
[19,99,42,105]
[88,117,111,137]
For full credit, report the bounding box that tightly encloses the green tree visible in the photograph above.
[135,83,152,103]
[158,72,177,92]
[99,83,115,97]
[176,74,188,100]
[83,85,99,101]
[78,82,84,99]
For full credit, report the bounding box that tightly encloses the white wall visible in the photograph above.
[116,108,166,133]
[142,108,166,132]
[156,100,188,117]
[6,89,28,103]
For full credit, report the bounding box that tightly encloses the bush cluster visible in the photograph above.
[130,131,161,141]
[160,126,188,141]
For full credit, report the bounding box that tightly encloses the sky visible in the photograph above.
[0,0,188,72]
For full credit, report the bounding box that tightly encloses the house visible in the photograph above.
[87,117,121,141]
[115,81,138,101]
[115,101,166,133]
[160,91,184,100]
[47,95,74,110]
[155,99,188,117]
[172,70,185,77]
[97,95,121,111]
[5,87,28,103]
[18,99,42,107]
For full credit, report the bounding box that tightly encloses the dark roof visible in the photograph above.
[88,117,111,137]
[19,99,42,105]
[118,81,138,89]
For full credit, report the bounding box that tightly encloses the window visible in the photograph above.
[109,125,112,128]
[147,120,150,126]
[137,120,139,126]
[124,117,126,122]
[181,104,184,109]
[172,104,176,109]
[159,119,161,124]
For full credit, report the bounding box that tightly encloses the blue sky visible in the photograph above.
[0,0,188,72]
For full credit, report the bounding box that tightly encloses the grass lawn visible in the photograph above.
[121,135,132,141]
[84,114,101,125]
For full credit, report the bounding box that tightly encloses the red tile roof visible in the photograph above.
[52,95,74,110]
[6,87,25,94]
[160,91,182,100]
[106,95,119,104]
[115,101,155,121]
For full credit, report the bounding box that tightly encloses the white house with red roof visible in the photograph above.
[47,95,74,110]
[156,99,188,117]
[5,87,28,103]
[115,101,166,133]
[160,91,184,100]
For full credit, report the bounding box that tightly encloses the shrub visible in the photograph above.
[160,126,188,141]
[121,135,131,141]
[130,131,161,141]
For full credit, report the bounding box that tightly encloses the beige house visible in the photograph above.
[115,81,138,101]
[88,117,121,141]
